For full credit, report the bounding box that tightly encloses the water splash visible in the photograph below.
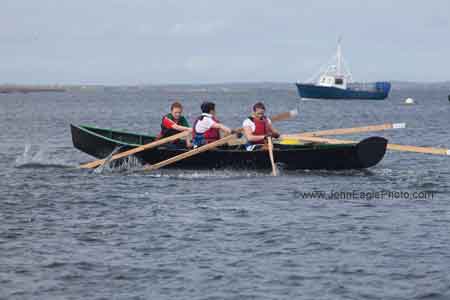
[93,155,143,174]
[15,143,32,165]
[92,146,123,174]
[14,144,72,168]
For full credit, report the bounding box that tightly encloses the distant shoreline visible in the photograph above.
[0,85,66,94]
[1,81,449,93]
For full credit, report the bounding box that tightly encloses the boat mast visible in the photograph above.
[336,36,342,77]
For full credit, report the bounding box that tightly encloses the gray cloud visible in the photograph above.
[1,0,449,84]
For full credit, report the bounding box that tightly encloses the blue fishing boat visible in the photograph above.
[296,39,391,100]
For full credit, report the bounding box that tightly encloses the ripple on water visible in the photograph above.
[1,87,450,299]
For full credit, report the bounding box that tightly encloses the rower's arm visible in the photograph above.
[163,117,192,132]
[211,122,232,134]
[172,124,193,132]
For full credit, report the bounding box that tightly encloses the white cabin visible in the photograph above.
[318,74,347,89]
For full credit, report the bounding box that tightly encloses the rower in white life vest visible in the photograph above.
[192,101,232,147]
[242,102,280,150]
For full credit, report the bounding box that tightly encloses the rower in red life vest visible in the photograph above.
[192,101,232,147]
[159,101,193,148]
[242,102,280,150]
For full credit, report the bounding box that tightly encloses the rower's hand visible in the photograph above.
[231,130,243,138]
[265,132,280,139]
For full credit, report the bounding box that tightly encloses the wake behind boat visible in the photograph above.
[71,124,388,170]
[296,39,391,100]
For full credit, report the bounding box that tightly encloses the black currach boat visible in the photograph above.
[71,124,388,170]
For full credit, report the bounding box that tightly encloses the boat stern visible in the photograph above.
[355,137,388,168]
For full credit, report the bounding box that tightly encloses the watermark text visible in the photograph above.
[297,190,435,200]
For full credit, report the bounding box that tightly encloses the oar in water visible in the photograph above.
[79,130,190,169]
[292,136,450,156]
[94,145,126,173]
[144,109,298,171]
[267,136,278,176]
[281,122,405,139]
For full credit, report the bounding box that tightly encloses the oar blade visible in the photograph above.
[293,136,450,156]
[282,122,407,139]
[387,144,450,156]
[271,109,298,122]
[267,137,278,176]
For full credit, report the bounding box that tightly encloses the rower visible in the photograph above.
[242,102,280,151]
[159,101,192,148]
[192,101,232,147]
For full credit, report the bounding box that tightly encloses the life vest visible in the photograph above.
[193,114,220,144]
[248,116,271,144]
[159,113,188,139]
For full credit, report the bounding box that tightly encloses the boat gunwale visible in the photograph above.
[73,124,359,152]
[76,124,144,147]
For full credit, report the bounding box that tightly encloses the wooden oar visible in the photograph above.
[385,144,450,156]
[270,109,298,122]
[281,122,405,139]
[79,130,190,169]
[267,137,278,176]
[144,134,237,171]
[293,136,450,156]
[144,109,299,171]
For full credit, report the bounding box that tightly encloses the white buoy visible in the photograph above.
[404,97,415,104]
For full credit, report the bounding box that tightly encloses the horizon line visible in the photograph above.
[1,80,450,87]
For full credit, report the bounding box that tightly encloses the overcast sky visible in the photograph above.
[1,0,450,85]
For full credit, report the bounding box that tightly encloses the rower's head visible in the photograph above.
[201,101,216,116]
[253,102,266,119]
[170,102,183,119]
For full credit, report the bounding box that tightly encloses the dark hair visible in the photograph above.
[201,101,215,113]
[253,102,266,112]
[170,101,183,111]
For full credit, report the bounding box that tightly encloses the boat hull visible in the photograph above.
[296,82,390,100]
[71,124,388,170]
